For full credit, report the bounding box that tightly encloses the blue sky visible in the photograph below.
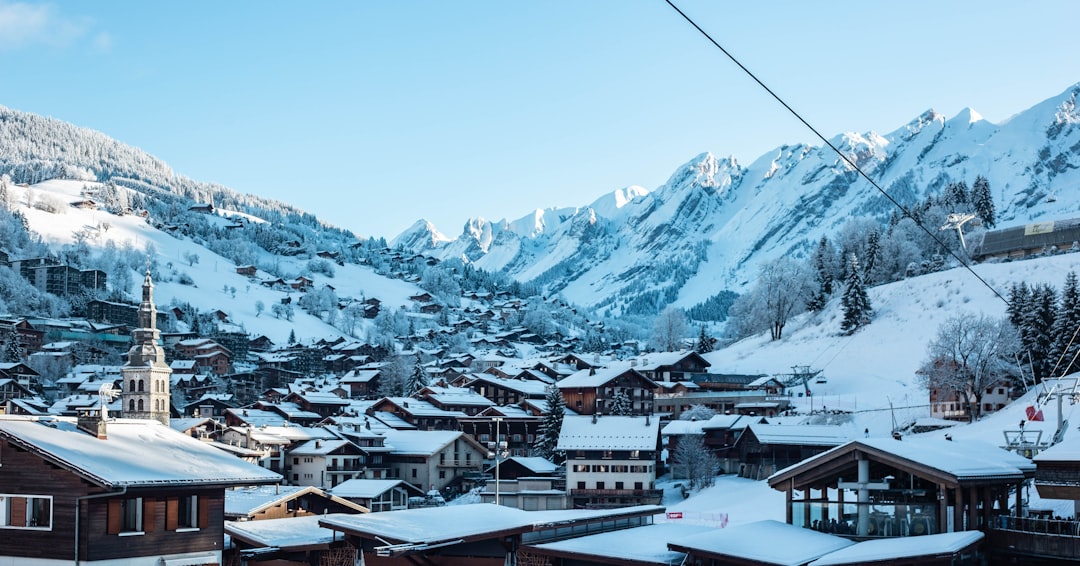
[1,1,1078,239]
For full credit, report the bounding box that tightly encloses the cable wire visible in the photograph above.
[662,0,1010,306]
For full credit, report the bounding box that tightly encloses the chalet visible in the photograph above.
[291,276,314,291]
[381,429,488,492]
[0,377,36,403]
[459,405,543,458]
[284,390,351,419]
[189,203,215,214]
[329,478,423,512]
[558,414,663,509]
[0,317,45,353]
[340,368,382,399]
[0,414,280,565]
[558,364,658,416]
[768,436,1034,540]
[70,198,98,209]
[0,361,42,392]
[248,334,275,352]
[286,438,374,489]
[368,397,465,431]
[182,394,237,419]
[409,292,434,303]
[732,423,851,480]
[86,299,168,329]
[633,351,711,384]
[464,373,550,405]
[417,384,494,416]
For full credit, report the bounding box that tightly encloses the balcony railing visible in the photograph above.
[569,489,664,499]
[438,460,480,468]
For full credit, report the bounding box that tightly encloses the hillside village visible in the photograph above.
[5,89,1080,564]
[3,205,1080,565]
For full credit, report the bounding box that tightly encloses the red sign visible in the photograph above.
[666,512,683,519]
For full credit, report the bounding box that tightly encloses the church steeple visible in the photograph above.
[121,270,172,425]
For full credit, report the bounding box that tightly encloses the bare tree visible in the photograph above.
[917,312,1020,421]
[672,433,719,489]
[652,307,687,351]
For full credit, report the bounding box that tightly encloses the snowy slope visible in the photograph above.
[11,179,427,345]
[397,82,1080,316]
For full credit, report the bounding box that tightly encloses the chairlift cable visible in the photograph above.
[662,0,1010,307]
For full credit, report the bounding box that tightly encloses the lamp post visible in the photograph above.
[492,416,504,506]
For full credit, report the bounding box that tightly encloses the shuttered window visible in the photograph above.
[0,495,51,530]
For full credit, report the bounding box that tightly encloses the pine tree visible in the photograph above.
[840,253,872,334]
[0,327,24,363]
[1049,272,1080,378]
[863,229,881,285]
[535,384,566,461]
[807,236,836,312]
[696,324,713,354]
[942,180,970,208]
[1022,283,1058,382]
[405,352,428,395]
[971,175,995,228]
[288,329,297,344]
[609,390,632,416]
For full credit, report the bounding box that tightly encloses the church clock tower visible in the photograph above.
[121,270,172,425]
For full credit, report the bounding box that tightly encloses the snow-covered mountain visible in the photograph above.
[395,83,1080,317]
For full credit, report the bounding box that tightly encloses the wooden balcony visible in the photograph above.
[988,516,1080,562]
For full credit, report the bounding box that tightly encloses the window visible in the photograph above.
[577,482,586,489]
[107,497,147,535]
[439,470,446,479]
[629,450,640,459]
[411,468,417,478]
[0,495,53,529]
[596,482,605,490]
[176,495,198,529]
[615,482,624,490]
[303,457,314,463]
[573,464,589,473]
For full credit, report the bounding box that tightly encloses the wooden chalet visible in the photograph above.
[368,397,465,431]
[733,423,851,480]
[558,364,658,416]
[459,405,543,458]
[0,414,280,565]
[973,217,1080,261]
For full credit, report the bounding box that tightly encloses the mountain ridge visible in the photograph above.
[394,82,1080,317]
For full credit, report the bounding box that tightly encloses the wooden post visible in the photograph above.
[939,484,949,534]
[1015,481,1023,517]
[954,484,965,532]
[967,486,978,530]
[786,480,793,525]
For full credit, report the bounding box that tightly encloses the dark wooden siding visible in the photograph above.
[0,438,94,560]
[84,487,224,561]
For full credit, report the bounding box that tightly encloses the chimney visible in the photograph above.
[76,408,107,440]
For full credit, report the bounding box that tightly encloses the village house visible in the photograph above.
[558,414,663,509]
[558,364,658,416]
[381,429,488,493]
[0,414,281,565]
[329,478,423,512]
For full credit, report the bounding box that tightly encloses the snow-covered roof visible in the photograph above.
[319,503,664,545]
[748,423,853,447]
[772,436,1036,484]
[528,523,716,564]
[379,397,466,418]
[226,515,339,549]
[502,456,558,474]
[380,429,468,456]
[290,438,353,456]
[467,373,549,396]
[329,478,412,499]
[557,415,660,451]
[669,520,854,565]
[422,385,495,407]
[226,485,311,516]
[1033,426,1080,462]
[558,363,655,389]
[808,531,984,565]
[0,416,281,488]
